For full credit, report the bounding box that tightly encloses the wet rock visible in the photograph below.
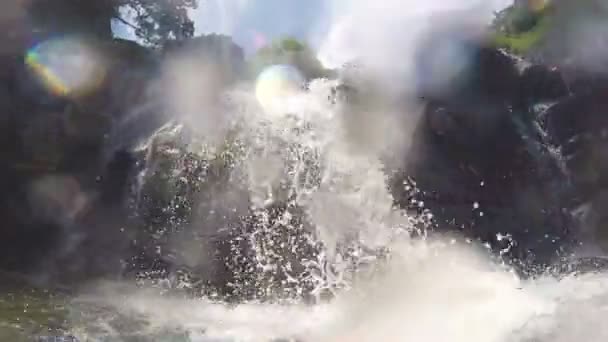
[398,40,576,266]
[0,29,156,283]
[519,64,569,103]
[549,256,608,277]
[542,77,608,251]
[544,90,608,195]
[122,122,322,302]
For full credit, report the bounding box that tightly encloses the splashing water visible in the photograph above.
[255,64,305,115]
[40,68,608,342]
[65,242,608,342]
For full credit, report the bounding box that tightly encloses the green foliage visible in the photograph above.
[118,0,198,47]
[491,13,552,54]
[250,37,334,80]
[27,0,198,47]
[275,37,306,51]
[490,3,553,54]
[492,5,541,34]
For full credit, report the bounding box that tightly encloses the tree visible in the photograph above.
[490,0,608,62]
[249,37,334,81]
[489,1,553,55]
[27,0,198,46]
[117,0,198,47]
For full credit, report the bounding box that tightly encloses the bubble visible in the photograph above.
[25,37,106,98]
[255,64,305,115]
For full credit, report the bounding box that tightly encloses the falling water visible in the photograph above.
[23,67,602,342]
[7,2,608,340]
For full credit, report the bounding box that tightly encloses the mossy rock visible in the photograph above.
[490,6,553,55]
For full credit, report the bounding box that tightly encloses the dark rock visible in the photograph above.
[398,39,576,266]
[519,64,569,103]
[543,77,608,249]
[544,88,608,192]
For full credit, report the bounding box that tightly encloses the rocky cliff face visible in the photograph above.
[0,3,250,289]
[394,37,576,268]
[504,0,608,253]
[6,0,608,300]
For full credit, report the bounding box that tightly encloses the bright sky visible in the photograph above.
[193,0,329,52]
[113,0,514,67]
[191,0,513,53]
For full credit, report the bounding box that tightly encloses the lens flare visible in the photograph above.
[25,37,106,98]
[251,30,269,51]
[255,64,305,114]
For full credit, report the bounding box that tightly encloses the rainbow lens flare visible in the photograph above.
[25,37,106,98]
[255,64,305,114]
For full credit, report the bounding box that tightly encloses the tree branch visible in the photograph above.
[114,14,139,31]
